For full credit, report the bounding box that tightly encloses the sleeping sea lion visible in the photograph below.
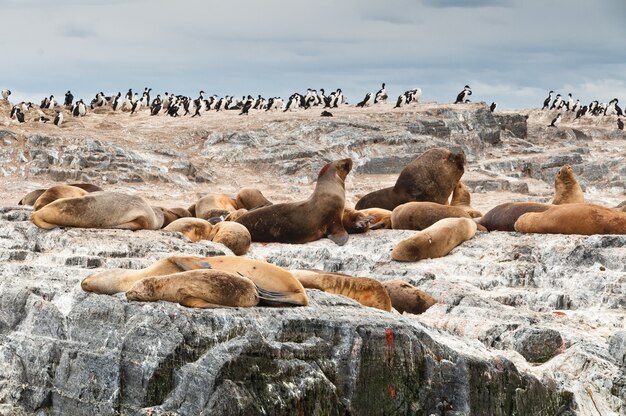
[33,185,89,211]
[194,193,239,220]
[19,183,103,206]
[390,202,472,230]
[514,203,626,235]
[382,279,437,314]
[207,221,251,255]
[478,202,551,232]
[163,217,213,242]
[235,187,273,210]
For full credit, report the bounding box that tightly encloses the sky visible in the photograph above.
[1,0,625,109]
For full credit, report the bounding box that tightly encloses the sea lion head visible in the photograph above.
[447,150,465,173]
[556,165,573,183]
[319,158,353,182]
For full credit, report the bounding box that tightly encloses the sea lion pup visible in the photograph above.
[223,208,248,222]
[18,183,103,206]
[163,218,213,242]
[236,158,353,245]
[158,207,193,228]
[207,221,252,255]
[514,203,626,235]
[478,202,552,232]
[381,280,437,315]
[82,255,309,306]
[392,217,477,262]
[290,270,392,311]
[358,208,392,229]
[390,202,472,231]
[355,148,465,211]
[552,164,584,205]
[126,270,260,308]
[235,187,273,210]
[342,207,375,234]
[449,181,482,218]
[33,185,89,211]
[194,193,239,220]
[31,192,164,230]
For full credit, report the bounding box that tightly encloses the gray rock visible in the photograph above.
[508,327,564,363]
[609,331,626,366]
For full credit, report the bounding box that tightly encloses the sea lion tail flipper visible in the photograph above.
[256,286,307,306]
[172,258,213,271]
[328,230,349,246]
[179,296,228,309]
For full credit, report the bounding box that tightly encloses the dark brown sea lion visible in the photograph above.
[390,202,472,230]
[381,280,437,314]
[514,203,626,235]
[236,158,353,245]
[235,187,273,210]
[19,183,103,206]
[355,148,465,211]
[552,165,584,204]
[478,202,551,232]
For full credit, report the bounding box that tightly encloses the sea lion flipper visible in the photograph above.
[328,229,349,246]
[172,258,213,271]
[178,296,226,309]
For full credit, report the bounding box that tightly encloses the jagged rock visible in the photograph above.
[609,331,626,366]
[507,327,564,363]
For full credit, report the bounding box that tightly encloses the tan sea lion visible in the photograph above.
[382,280,437,315]
[163,217,213,242]
[33,185,89,211]
[290,269,392,311]
[223,208,248,222]
[390,202,472,231]
[392,217,477,262]
[355,148,465,211]
[82,255,309,306]
[478,202,551,232]
[207,221,251,255]
[31,191,164,230]
[358,208,392,229]
[158,207,193,227]
[514,203,626,235]
[18,183,103,206]
[126,270,260,308]
[449,181,482,218]
[342,207,374,234]
[235,187,273,210]
[194,193,239,220]
[552,165,584,204]
[236,158,353,245]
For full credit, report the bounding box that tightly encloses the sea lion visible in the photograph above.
[223,208,248,222]
[236,158,353,245]
[391,217,477,262]
[358,208,392,229]
[478,202,551,232]
[163,217,213,242]
[290,269,392,311]
[355,148,465,211]
[552,165,584,204]
[82,255,309,306]
[33,185,89,211]
[194,193,239,220]
[158,207,193,227]
[207,221,251,255]
[382,279,437,314]
[342,207,374,234]
[390,202,472,231]
[615,201,626,212]
[235,187,273,210]
[514,203,626,235]
[18,183,103,206]
[31,191,164,230]
[449,181,482,218]
[126,269,260,308]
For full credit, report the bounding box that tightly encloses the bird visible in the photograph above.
[356,92,373,108]
[565,93,574,111]
[72,99,87,117]
[490,102,497,113]
[1,89,11,100]
[574,105,588,120]
[618,117,624,131]
[454,85,472,104]
[39,116,50,123]
[542,91,554,110]
[394,93,406,109]
[14,108,25,123]
[549,113,562,127]
[54,111,64,126]
[550,94,563,110]
[320,110,333,117]
[571,99,580,114]
[374,83,388,104]
[239,97,254,115]
[64,91,74,107]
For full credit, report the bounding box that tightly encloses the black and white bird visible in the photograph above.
[454,85,472,104]
[549,113,562,127]
[9,105,19,119]
[571,99,580,114]
[40,96,50,109]
[490,102,497,113]
[125,89,133,100]
[550,94,562,110]
[64,91,74,107]
[1,89,10,100]
[574,105,588,120]
[239,96,254,115]
[14,108,25,123]
[356,92,373,108]
[54,111,64,126]
[618,117,624,131]
[39,116,50,123]
[565,93,574,111]
[72,99,87,117]
[394,93,407,108]
[542,90,554,110]
[374,83,388,104]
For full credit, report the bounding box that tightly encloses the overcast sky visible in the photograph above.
[1,0,625,109]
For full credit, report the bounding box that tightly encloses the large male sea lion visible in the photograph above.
[355,148,465,211]
[126,270,260,308]
[33,185,89,211]
[18,183,103,206]
[381,279,437,314]
[478,202,551,232]
[552,165,584,204]
[514,203,626,235]
[82,255,309,306]
[236,158,353,245]
[392,217,477,262]
[390,202,472,231]
[31,192,164,230]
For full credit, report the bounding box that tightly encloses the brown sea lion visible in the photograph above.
[18,183,103,206]
[235,187,273,210]
[236,158,353,245]
[158,207,193,227]
[290,269,392,311]
[478,202,551,232]
[514,203,626,235]
[449,181,482,218]
[31,192,164,230]
[163,217,213,242]
[194,193,239,220]
[355,148,465,211]
[390,202,472,231]
[358,208,392,229]
[207,221,251,256]
[342,207,374,234]
[126,270,259,308]
[552,165,584,204]
[382,280,437,314]
[392,217,477,262]
[33,185,89,211]
[82,255,309,306]
[223,208,248,222]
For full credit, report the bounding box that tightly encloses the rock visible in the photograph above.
[609,331,626,366]
[508,327,564,363]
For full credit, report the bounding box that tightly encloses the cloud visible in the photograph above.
[421,0,512,8]
[59,24,96,39]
